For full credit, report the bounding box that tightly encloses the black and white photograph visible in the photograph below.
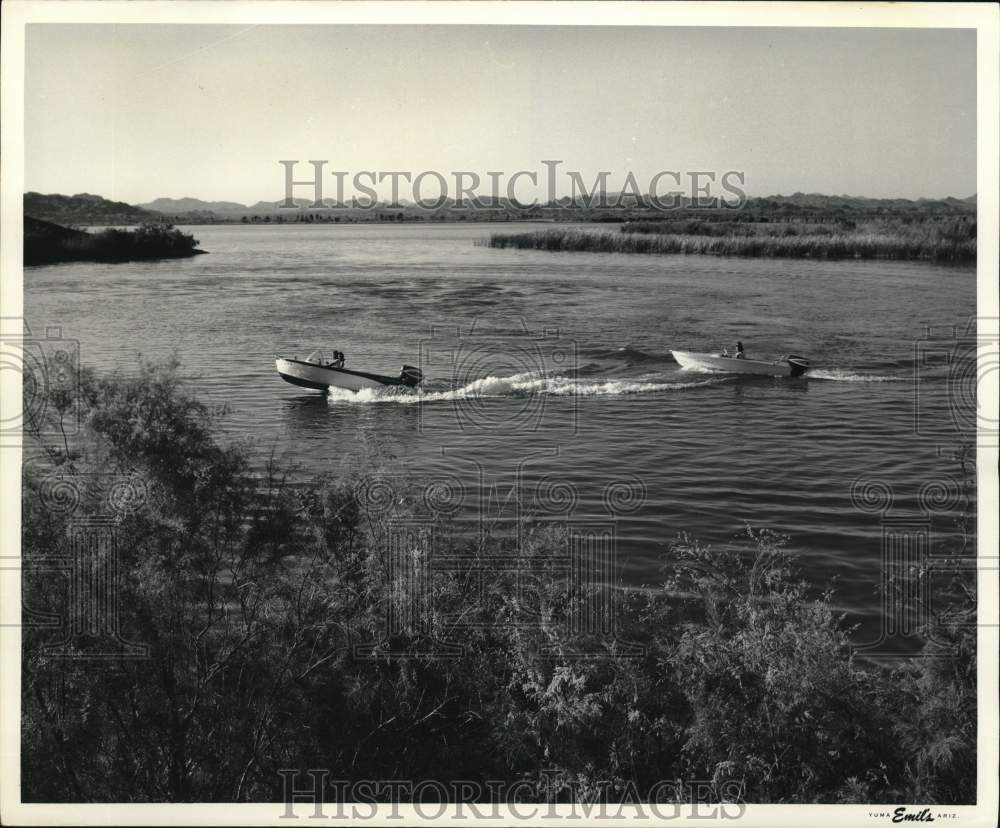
[1,2,998,825]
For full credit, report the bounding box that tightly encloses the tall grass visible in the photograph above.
[622,216,976,239]
[484,221,976,263]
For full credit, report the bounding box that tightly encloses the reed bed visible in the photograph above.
[622,219,848,237]
[484,225,976,263]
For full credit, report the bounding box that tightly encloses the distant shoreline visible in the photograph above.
[24,216,205,266]
[24,190,977,228]
[23,190,977,264]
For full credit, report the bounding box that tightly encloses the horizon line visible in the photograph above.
[23,189,980,208]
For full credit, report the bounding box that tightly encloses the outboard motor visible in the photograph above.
[399,365,424,387]
[787,355,810,377]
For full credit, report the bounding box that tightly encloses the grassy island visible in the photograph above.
[484,215,976,264]
[24,216,205,266]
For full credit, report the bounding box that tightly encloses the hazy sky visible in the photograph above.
[24,24,977,204]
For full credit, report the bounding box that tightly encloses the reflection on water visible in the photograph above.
[279,389,423,472]
[281,394,332,431]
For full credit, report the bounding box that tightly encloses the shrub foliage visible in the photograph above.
[21,362,976,803]
[24,217,203,265]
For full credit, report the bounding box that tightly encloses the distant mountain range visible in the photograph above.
[748,192,977,210]
[24,192,158,224]
[142,197,355,214]
[138,197,250,214]
[138,192,980,213]
[24,190,977,226]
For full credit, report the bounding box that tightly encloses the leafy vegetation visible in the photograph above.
[24,217,204,265]
[22,361,976,803]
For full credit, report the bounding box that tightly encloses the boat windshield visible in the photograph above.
[305,350,328,364]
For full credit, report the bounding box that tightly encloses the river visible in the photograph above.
[25,222,978,648]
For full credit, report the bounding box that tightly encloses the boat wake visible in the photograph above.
[675,364,905,383]
[326,371,733,405]
[581,344,670,364]
[808,369,906,382]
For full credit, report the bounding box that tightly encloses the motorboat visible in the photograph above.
[671,350,810,377]
[275,350,424,392]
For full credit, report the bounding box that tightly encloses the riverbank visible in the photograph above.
[23,216,205,266]
[484,217,976,263]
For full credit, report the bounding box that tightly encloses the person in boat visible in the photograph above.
[735,341,746,359]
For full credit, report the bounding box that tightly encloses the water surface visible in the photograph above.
[25,222,977,645]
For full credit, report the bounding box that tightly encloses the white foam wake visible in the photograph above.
[809,369,906,383]
[326,372,731,405]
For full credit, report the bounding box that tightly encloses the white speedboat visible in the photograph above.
[276,350,424,392]
[671,350,810,377]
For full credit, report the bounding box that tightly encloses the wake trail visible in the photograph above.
[808,369,907,383]
[326,371,734,405]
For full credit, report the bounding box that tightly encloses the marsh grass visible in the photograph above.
[485,218,976,263]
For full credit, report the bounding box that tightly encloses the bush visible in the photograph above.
[20,361,977,803]
[657,529,901,801]
[24,218,203,265]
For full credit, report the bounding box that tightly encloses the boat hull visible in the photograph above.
[671,350,807,377]
[275,358,406,392]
